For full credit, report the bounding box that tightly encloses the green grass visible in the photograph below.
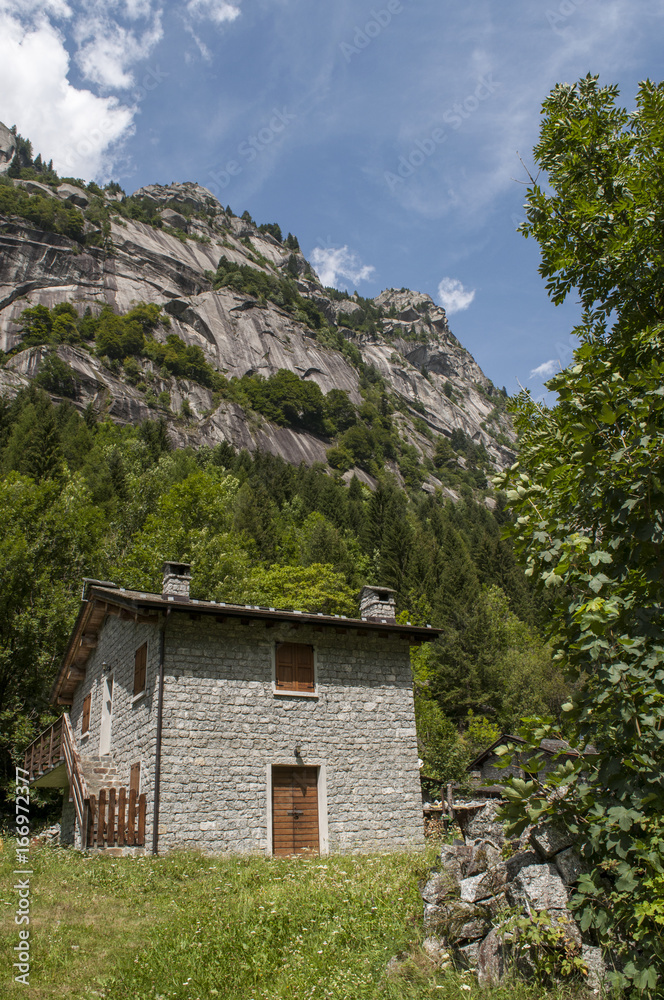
[0,844,596,1000]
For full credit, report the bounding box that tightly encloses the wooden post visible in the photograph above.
[98,789,107,847]
[137,794,146,846]
[127,788,136,846]
[446,783,455,822]
[88,795,97,848]
[117,788,126,847]
[108,789,116,847]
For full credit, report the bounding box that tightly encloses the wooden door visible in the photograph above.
[272,767,319,856]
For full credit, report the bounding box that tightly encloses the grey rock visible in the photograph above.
[554,847,590,885]
[0,121,16,174]
[466,840,502,876]
[439,842,472,884]
[421,937,450,966]
[460,865,507,903]
[429,899,491,942]
[421,870,457,905]
[161,207,188,231]
[504,849,540,881]
[581,944,606,990]
[15,179,56,198]
[507,863,569,911]
[477,926,511,985]
[460,799,507,846]
[530,823,574,860]
[457,940,481,968]
[56,183,90,208]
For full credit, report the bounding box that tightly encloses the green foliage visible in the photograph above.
[500,911,589,985]
[258,221,283,242]
[0,182,85,241]
[213,256,328,331]
[496,75,664,997]
[283,231,300,251]
[415,697,500,785]
[33,351,79,398]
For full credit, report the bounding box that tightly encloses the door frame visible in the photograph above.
[266,761,328,856]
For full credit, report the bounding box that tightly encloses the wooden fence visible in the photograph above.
[87,787,146,848]
[24,716,65,781]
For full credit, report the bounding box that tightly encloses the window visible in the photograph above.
[133,643,147,696]
[82,693,91,735]
[275,642,315,694]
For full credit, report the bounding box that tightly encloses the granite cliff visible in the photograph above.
[0,161,515,491]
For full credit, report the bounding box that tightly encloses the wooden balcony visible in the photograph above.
[23,716,67,786]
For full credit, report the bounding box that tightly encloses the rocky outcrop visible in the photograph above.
[0,168,516,476]
[420,801,609,991]
[0,123,16,174]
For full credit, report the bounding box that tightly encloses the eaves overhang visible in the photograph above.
[51,584,442,705]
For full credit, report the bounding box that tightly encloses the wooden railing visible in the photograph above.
[23,716,65,781]
[23,716,145,850]
[61,714,90,839]
[87,788,146,848]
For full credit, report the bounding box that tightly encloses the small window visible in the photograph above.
[133,643,147,696]
[275,643,315,693]
[130,762,141,796]
[82,693,91,734]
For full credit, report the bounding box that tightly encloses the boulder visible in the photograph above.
[507,863,569,911]
[529,823,574,860]
[421,937,451,967]
[56,183,90,208]
[581,944,607,990]
[457,940,481,968]
[439,842,472,884]
[554,847,590,886]
[16,179,55,197]
[477,926,512,985]
[429,899,491,942]
[460,800,507,845]
[161,207,188,231]
[459,865,507,903]
[466,840,502,876]
[421,870,457,905]
[504,849,540,881]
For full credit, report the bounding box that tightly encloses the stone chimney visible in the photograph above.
[359,585,397,623]
[162,561,191,601]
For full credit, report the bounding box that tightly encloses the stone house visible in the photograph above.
[24,563,439,856]
[467,734,586,788]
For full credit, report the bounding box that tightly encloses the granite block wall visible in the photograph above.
[64,614,161,846]
[157,616,424,855]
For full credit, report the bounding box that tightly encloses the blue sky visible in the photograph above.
[1,0,663,396]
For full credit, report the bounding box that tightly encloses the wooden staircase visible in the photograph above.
[23,717,146,850]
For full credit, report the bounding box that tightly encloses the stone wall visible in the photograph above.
[66,615,162,846]
[420,800,606,989]
[157,616,424,855]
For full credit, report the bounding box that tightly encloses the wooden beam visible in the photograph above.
[80,634,97,649]
[56,697,73,706]
[67,667,86,681]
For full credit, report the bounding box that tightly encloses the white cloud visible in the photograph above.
[73,4,163,89]
[186,0,241,25]
[530,359,559,379]
[0,11,135,179]
[310,246,375,290]
[436,277,475,315]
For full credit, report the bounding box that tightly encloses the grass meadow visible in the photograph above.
[0,843,598,1000]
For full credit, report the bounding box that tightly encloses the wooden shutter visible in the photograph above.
[133,643,147,695]
[130,762,141,796]
[82,693,91,734]
[276,643,314,692]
